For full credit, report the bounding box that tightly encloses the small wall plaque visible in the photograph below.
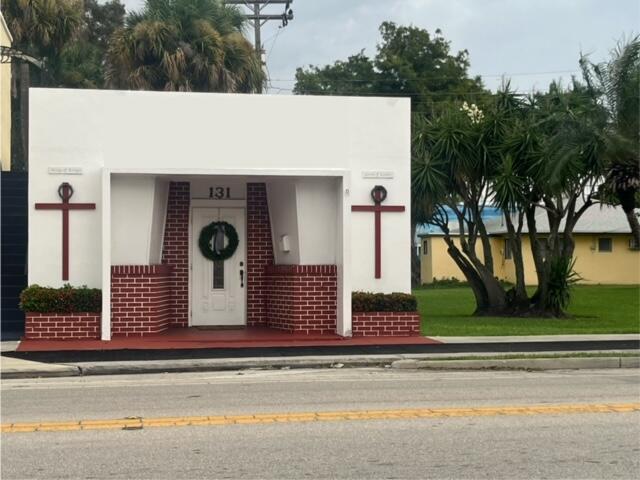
[362,170,394,179]
[48,166,83,175]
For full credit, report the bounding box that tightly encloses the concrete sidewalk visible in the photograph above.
[0,334,640,378]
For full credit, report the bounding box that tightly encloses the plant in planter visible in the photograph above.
[20,284,102,340]
[351,291,420,337]
[20,284,101,313]
[352,291,417,312]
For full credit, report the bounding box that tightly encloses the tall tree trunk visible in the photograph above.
[526,207,547,308]
[616,187,640,247]
[442,236,489,312]
[504,213,527,305]
[410,222,421,286]
[624,207,640,248]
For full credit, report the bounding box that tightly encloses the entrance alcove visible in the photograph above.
[106,172,349,339]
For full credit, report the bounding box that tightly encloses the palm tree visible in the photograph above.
[2,0,83,169]
[3,0,83,59]
[580,36,640,245]
[105,0,265,93]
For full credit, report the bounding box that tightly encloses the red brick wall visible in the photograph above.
[265,265,337,334]
[25,313,100,340]
[162,182,190,328]
[246,183,274,326]
[352,312,421,336]
[111,265,173,336]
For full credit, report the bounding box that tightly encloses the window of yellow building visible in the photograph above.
[597,237,613,252]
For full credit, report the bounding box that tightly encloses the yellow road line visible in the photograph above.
[2,403,638,434]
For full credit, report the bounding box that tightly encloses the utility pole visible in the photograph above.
[224,1,294,93]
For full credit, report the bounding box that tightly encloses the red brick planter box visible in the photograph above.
[352,311,421,337]
[25,312,101,340]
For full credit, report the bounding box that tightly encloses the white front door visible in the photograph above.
[191,207,246,326]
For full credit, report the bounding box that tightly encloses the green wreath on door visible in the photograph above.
[198,221,239,261]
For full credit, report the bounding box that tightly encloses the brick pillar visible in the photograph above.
[246,183,274,326]
[265,265,337,334]
[162,182,190,328]
[111,265,173,336]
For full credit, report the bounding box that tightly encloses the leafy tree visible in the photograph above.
[3,0,83,60]
[2,0,84,170]
[294,22,484,113]
[413,83,605,316]
[294,22,485,285]
[105,0,265,93]
[294,52,378,96]
[84,0,126,50]
[58,0,126,88]
[578,37,640,245]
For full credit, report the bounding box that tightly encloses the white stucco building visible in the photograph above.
[27,88,416,341]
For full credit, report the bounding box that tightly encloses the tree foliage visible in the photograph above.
[3,0,83,60]
[413,82,606,316]
[579,36,640,244]
[294,22,485,112]
[294,22,485,285]
[105,0,265,93]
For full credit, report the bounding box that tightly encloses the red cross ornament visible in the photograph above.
[35,183,96,281]
[351,185,405,279]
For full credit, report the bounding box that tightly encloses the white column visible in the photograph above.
[336,173,352,336]
[100,168,111,340]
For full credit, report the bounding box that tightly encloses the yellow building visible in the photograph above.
[0,12,12,171]
[420,205,640,285]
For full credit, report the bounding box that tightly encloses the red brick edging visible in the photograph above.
[352,311,421,336]
[25,312,100,340]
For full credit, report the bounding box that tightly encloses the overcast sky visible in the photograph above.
[123,0,639,94]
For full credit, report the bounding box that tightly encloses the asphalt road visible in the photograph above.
[2,368,640,479]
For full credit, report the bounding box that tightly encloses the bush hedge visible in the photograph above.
[352,291,417,312]
[19,284,102,313]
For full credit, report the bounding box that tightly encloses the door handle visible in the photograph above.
[240,269,244,288]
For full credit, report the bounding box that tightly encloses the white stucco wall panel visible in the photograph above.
[110,175,155,266]
[295,177,339,265]
[266,180,300,265]
[28,163,103,287]
[29,88,411,298]
[149,178,169,264]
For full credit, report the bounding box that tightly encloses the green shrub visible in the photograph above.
[352,291,417,312]
[19,284,102,313]
[548,256,581,316]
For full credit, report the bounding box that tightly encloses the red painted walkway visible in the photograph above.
[17,327,440,352]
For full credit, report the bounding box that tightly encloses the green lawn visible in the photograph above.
[416,285,640,336]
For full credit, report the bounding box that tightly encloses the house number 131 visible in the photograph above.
[209,187,231,199]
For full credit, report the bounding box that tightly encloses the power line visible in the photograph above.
[266,69,581,84]
[267,87,593,97]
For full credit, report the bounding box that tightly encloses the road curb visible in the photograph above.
[390,357,638,370]
[76,356,400,376]
[1,354,639,379]
[1,366,81,379]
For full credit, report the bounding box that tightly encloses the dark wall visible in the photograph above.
[1,171,28,337]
